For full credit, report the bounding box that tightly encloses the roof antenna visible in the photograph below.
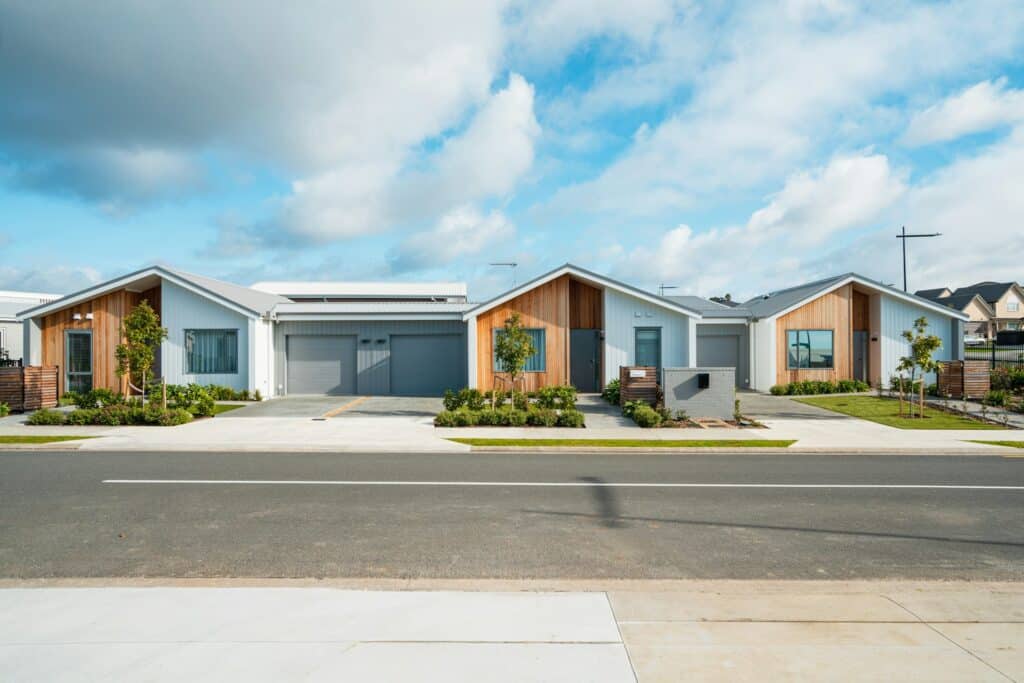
[490,262,518,288]
[896,225,941,292]
[658,284,678,297]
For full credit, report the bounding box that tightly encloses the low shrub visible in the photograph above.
[621,400,648,419]
[991,367,1024,393]
[505,408,528,426]
[631,404,663,428]
[26,408,65,425]
[512,391,529,411]
[889,376,923,394]
[983,390,1010,408]
[527,407,558,427]
[434,410,459,427]
[0,402,9,418]
[166,383,215,416]
[535,385,577,410]
[64,408,99,425]
[157,408,193,426]
[557,409,585,428]
[58,391,82,407]
[772,380,870,396]
[601,378,621,405]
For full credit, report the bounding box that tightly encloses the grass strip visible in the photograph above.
[447,438,796,448]
[211,403,245,416]
[0,435,95,444]
[968,440,1024,449]
[795,395,1004,430]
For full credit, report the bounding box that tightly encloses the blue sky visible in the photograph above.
[2,1,1023,301]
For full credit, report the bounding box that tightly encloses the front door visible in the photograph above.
[570,329,600,392]
[853,331,869,382]
[65,330,93,394]
[635,327,662,374]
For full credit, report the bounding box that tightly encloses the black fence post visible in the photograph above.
[991,342,996,370]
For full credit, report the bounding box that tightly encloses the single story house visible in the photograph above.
[917,281,1024,339]
[0,290,61,363]
[16,264,968,398]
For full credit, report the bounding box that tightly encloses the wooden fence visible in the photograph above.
[937,360,990,400]
[0,366,59,412]
[619,366,659,406]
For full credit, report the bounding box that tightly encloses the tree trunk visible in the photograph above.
[897,377,904,417]
[919,380,926,419]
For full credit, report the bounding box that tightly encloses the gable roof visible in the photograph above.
[665,295,752,319]
[914,287,951,301]
[742,273,970,321]
[462,263,703,321]
[17,265,288,321]
[932,292,994,315]
[952,281,1021,304]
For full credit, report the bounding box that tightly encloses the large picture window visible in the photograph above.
[185,329,238,374]
[787,329,834,369]
[493,328,546,372]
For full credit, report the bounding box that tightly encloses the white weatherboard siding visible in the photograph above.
[252,318,275,397]
[880,295,956,385]
[751,318,776,391]
[160,281,251,390]
[603,288,691,384]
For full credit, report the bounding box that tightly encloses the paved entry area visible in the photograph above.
[333,396,443,418]
[218,396,359,418]
[737,391,853,420]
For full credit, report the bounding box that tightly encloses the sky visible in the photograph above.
[2,0,1023,302]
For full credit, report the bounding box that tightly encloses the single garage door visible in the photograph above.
[697,335,740,386]
[286,335,357,395]
[389,334,463,396]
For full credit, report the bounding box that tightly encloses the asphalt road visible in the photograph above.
[1,450,1022,580]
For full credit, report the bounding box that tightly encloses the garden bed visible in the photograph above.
[434,386,585,428]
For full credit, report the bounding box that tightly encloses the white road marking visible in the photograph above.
[102,480,1024,490]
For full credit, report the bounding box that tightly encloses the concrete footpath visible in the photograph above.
[1,581,1021,681]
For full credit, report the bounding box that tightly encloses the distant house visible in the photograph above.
[916,281,1024,338]
[0,290,61,362]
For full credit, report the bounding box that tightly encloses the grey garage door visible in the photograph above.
[697,335,740,386]
[286,335,357,395]
[389,334,463,396]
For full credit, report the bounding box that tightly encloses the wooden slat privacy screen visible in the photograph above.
[937,360,990,399]
[619,366,658,406]
[0,366,58,411]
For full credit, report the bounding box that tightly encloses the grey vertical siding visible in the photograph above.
[696,323,750,388]
[274,320,467,395]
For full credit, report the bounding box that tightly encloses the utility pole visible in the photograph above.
[658,284,678,297]
[896,225,941,292]
[489,262,518,288]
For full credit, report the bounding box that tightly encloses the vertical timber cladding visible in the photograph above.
[40,285,162,395]
[775,283,854,386]
[477,275,571,392]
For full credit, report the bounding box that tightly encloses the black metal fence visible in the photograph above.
[965,342,1024,369]
[0,357,22,368]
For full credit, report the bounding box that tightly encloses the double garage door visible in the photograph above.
[285,333,463,396]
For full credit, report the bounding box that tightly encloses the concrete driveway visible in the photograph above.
[736,391,853,420]
[220,395,443,419]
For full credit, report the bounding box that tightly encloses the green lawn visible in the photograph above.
[447,438,796,448]
[211,403,245,416]
[969,440,1024,449]
[795,395,1004,430]
[0,435,95,444]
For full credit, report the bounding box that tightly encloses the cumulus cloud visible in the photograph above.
[0,265,103,295]
[903,78,1024,146]
[611,153,906,297]
[544,0,1024,220]
[388,206,516,273]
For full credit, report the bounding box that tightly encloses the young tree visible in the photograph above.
[493,313,536,408]
[115,300,167,403]
[901,316,942,419]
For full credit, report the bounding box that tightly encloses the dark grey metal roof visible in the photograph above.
[914,287,951,301]
[931,292,992,314]
[952,281,1019,305]
[665,295,751,319]
[741,274,848,318]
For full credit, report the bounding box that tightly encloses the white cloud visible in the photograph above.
[610,153,906,297]
[903,78,1024,146]
[389,206,516,273]
[544,1,1024,219]
[0,265,102,294]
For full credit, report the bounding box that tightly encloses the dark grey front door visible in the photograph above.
[570,329,600,392]
[853,331,869,382]
[697,334,740,387]
[286,335,357,395]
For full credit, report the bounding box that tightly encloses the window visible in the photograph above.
[493,328,546,372]
[787,330,834,369]
[66,330,93,393]
[635,328,661,370]
[1008,301,1020,312]
[185,329,238,374]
